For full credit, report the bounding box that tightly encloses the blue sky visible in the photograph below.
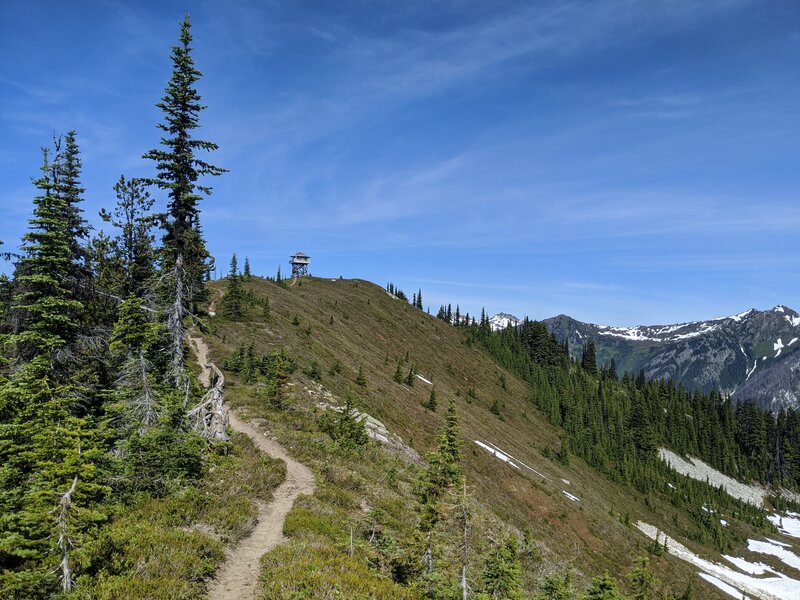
[1,0,798,325]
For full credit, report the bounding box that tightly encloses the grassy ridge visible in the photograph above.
[203,275,729,598]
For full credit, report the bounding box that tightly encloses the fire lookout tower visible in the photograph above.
[290,251,310,278]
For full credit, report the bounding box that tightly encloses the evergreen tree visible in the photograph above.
[321,394,368,451]
[581,340,598,376]
[608,357,618,380]
[109,295,165,431]
[586,572,625,600]
[423,386,437,411]
[243,256,251,279]
[10,147,83,359]
[438,398,462,487]
[0,362,107,595]
[0,146,106,595]
[539,571,573,599]
[394,362,404,384]
[490,398,501,417]
[405,365,415,386]
[229,252,238,277]
[627,556,657,600]
[99,175,158,297]
[355,364,367,387]
[480,535,523,599]
[221,254,244,318]
[142,15,226,378]
[57,131,91,297]
[416,397,462,576]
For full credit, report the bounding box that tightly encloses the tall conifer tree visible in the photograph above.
[0,146,106,595]
[11,147,82,358]
[143,15,225,383]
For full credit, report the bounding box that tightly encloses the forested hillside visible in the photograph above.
[543,309,800,413]
[455,315,800,492]
[0,17,284,598]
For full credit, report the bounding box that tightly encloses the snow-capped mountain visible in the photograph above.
[489,312,521,332]
[543,306,800,412]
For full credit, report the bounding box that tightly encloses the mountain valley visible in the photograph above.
[487,306,800,412]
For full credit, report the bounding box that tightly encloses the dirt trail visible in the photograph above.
[190,336,315,600]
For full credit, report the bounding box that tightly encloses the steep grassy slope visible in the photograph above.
[203,276,739,598]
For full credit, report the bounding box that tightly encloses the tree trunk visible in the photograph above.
[58,476,78,592]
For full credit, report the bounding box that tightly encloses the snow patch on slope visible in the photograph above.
[474,440,549,480]
[748,538,800,571]
[659,448,766,506]
[636,522,800,600]
[767,513,800,539]
[746,360,758,380]
[722,555,774,575]
[699,574,751,599]
[474,440,520,469]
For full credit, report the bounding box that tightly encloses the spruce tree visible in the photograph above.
[423,386,437,411]
[0,146,106,595]
[57,131,91,298]
[221,254,244,318]
[405,365,415,386]
[243,256,251,279]
[586,572,624,600]
[627,555,657,600]
[109,295,164,431]
[394,362,404,384]
[416,398,462,577]
[481,535,523,599]
[439,398,461,485]
[539,572,573,599]
[11,147,82,359]
[581,340,598,376]
[99,175,158,298]
[143,14,225,379]
[355,365,367,387]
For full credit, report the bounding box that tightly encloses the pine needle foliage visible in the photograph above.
[477,535,523,599]
[142,14,226,300]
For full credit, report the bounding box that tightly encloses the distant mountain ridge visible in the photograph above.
[490,307,800,412]
[488,312,521,331]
